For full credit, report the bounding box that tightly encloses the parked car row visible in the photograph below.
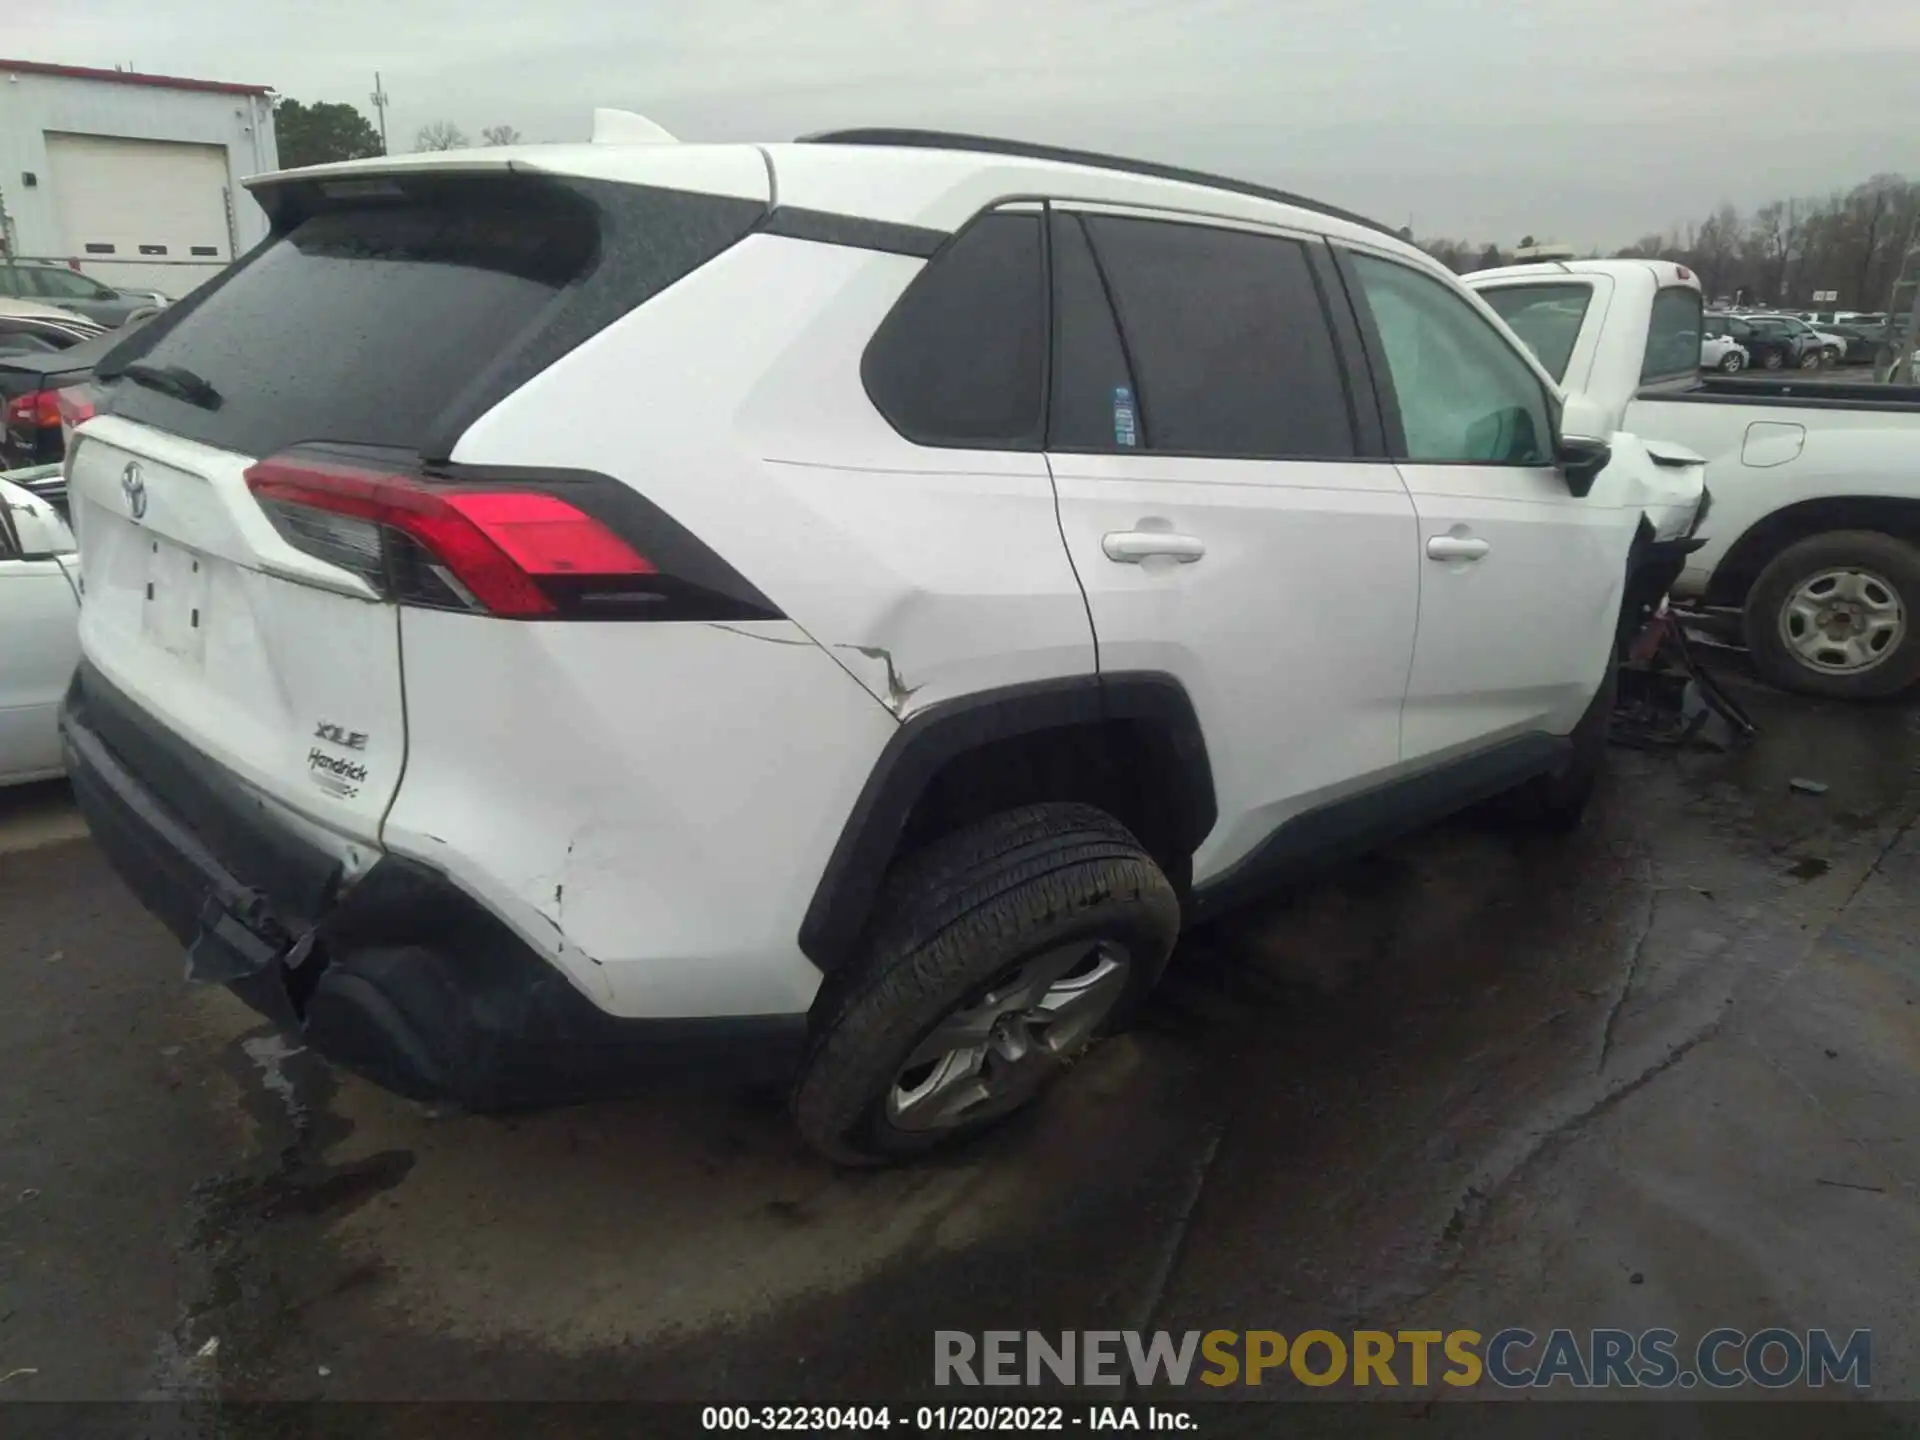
[1704,312,1824,371]
[1715,307,1915,368]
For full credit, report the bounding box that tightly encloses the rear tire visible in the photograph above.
[793,803,1180,1166]
[1718,351,1743,374]
[1744,530,1920,699]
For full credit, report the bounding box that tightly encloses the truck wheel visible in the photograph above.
[1745,531,1920,699]
[793,803,1180,1166]
[1505,660,1616,832]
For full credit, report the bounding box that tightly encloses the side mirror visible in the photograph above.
[1555,392,1612,498]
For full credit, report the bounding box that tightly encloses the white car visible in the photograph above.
[58,122,1702,1163]
[0,471,80,786]
[0,297,105,355]
[1700,332,1747,372]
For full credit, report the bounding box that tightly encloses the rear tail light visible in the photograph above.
[242,447,762,622]
[55,385,97,449]
[4,390,62,432]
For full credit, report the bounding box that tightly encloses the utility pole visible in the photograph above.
[370,72,391,155]
[1879,215,1919,385]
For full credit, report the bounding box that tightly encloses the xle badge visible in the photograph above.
[308,719,372,799]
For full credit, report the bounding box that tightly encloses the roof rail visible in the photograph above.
[796,128,1398,239]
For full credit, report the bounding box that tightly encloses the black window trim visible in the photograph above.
[1043,202,1374,464]
[757,206,945,258]
[1048,204,1150,450]
[1328,241,1563,470]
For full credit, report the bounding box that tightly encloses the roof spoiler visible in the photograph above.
[592,109,677,145]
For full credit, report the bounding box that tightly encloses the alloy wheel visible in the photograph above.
[884,940,1132,1132]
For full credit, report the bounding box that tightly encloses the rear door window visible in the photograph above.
[862,212,1045,448]
[1641,288,1703,380]
[1476,283,1593,382]
[1077,215,1355,458]
[100,176,763,459]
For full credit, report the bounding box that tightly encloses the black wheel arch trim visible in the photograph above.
[797,672,1215,972]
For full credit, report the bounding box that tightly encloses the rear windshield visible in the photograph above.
[1642,286,1704,382]
[99,176,763,459]
[1476,283,1593,381]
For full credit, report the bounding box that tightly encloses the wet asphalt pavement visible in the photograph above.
[3,674,1920,1422]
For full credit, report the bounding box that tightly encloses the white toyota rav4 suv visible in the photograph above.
[59,126,1703,1163]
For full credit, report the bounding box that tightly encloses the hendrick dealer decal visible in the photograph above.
[307,718,372,799]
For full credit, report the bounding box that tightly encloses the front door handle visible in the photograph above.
[1426,535,1491,562]
[1103,531,1206,563]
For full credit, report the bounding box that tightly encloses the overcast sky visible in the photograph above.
[17,0,1920,246]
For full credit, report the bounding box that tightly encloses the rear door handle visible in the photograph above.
[1426,535,1491,562]
[1103,531,1206,563]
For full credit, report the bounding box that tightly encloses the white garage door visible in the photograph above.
[44,133,233,298]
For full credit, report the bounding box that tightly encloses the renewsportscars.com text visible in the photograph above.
[934,1327,1871,1391]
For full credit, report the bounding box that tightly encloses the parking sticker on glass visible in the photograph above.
[1113,386,1138,447]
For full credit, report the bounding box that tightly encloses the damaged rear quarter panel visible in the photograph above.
[381,611,897,1019]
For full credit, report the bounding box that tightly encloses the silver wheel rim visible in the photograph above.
[1779,567,1907,674]
[885,939,1131,1133]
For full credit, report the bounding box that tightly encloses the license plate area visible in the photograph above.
[139,534,212,666]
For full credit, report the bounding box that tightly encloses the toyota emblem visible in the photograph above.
[121,462,147,520]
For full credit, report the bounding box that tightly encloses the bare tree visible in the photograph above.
[480,124,523,146]
[1613,233,1671,260]
[414,121,469,152]
[1744,201,1806,304]
[1405,171,1918,309]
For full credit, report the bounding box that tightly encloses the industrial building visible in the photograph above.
[0,58,277,301]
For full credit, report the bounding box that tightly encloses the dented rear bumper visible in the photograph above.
[60,663,805,1108]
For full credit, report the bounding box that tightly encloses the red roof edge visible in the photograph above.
[0,57,273,97]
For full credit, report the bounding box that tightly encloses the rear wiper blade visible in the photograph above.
[117,361,222,411]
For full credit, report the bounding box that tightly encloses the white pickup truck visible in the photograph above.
[1468,259,1920,699]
